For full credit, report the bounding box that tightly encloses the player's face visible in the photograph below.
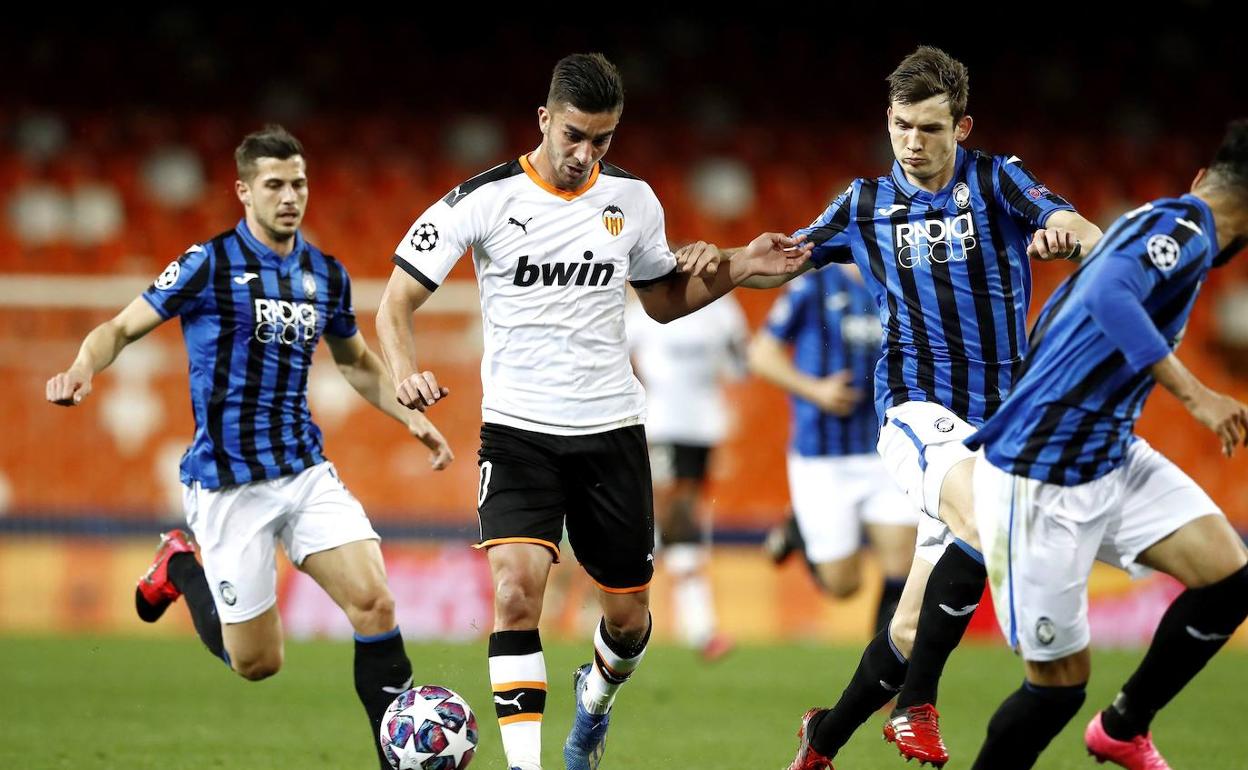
[888,96,972,185]
[539,103,620,189]
[237,156,308,242]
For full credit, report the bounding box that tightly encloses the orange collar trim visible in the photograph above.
[520,154,600,200]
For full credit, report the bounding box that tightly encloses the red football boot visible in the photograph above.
[883,703,949,767]
[787,708,836,770]
[135,529,196,623]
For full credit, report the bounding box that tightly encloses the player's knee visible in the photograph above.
[232,649,283,681]
[1025,652,1090,687]
[348,588,397,635]
[493,577,543,628]
[815,562,861,599]
[603,611,650,648]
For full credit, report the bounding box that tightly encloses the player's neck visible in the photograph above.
[904,165,955,194]
[527,147,558,189]
[245,214,296,257]
[1194,189,1248,252]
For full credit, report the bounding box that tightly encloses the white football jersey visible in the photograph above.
[626,295,747,446]
[394,156,677,435]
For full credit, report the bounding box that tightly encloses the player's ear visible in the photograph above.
[538,105,551,136]
[235,179,251,207]
[955,114,973,143]
[1191,167,1208,192]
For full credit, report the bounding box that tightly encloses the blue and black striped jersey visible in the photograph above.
[796,146,1073,427]
[969,194,1218,485]
[764,266,881,457]
[142,220,358,489]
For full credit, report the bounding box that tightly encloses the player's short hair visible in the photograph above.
[547,53,624,114]
[235,125,305,182]
[887,46,970,122]
[1207,119,1248,196]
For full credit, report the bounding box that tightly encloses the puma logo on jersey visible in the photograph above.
[939,602,979,617]
[493,692,525,710]
[513,252,615,287]
[508,216,533,233]
[234,272,259,285]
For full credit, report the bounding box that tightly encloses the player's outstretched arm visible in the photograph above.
[46,296,164,407]
[635,233,812,323]
[1028,211,1104,261]
[1152,354,1248,458]
[375,265,449,412]
[326,330,453,470]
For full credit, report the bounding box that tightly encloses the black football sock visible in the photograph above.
[1101,563,1248,741]
[971,681,1086,770]
[355,627,414,770]
[166,551,226,662]
[875,576,907,635]
[895,539,986,709]
[809,628,908,758]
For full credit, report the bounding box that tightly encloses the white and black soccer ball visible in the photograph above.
[410,223,440,252]
[380,685,477,770]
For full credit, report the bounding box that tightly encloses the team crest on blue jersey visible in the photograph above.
[602,205,625,236]
[154,260,180,290]
[1147,234,1181,272]
[302,272,317,299]
[953,183,971,209]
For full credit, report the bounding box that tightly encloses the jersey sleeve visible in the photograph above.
[763,274,813,343]
[393,192,484,292]
[992,155,1075,230]
[325,260,359,338]
[627,185,679,286]
[1081,211,1209,373]
[794,184,855,267]
[142,243,214,319]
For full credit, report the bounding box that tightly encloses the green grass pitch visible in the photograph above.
[1,636,1244,769]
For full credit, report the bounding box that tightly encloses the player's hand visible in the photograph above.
[809,370,863,416]
[737,233,813,278]
[674,240,723,278]
[396,370,449,412]
[46,368,93,406]
[1027,228,1081,261]
[1190,389,1248,458]
[408,412,454,470]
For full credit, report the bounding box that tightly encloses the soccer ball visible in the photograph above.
[410,222,439,252]
[380,685,478,770]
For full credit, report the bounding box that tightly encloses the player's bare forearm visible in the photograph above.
[1153,353,1248,456]
[635,261,741,323]
[332,337,406,424]
[747,333,821,401]
[375,268,430,385]
[1152,354,1209,410]
[47,296,164,406]
[1044,211,1104,262]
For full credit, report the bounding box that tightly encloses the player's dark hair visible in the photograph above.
[235,125,305,181]
[547,53,624,114]
[1207,119,1248,195]
[887,46,970,122]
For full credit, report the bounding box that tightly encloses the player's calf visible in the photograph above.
[971,679,1087,770]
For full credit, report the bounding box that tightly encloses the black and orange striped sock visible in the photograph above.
[581,615,651,716]
[488,629,546,770]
